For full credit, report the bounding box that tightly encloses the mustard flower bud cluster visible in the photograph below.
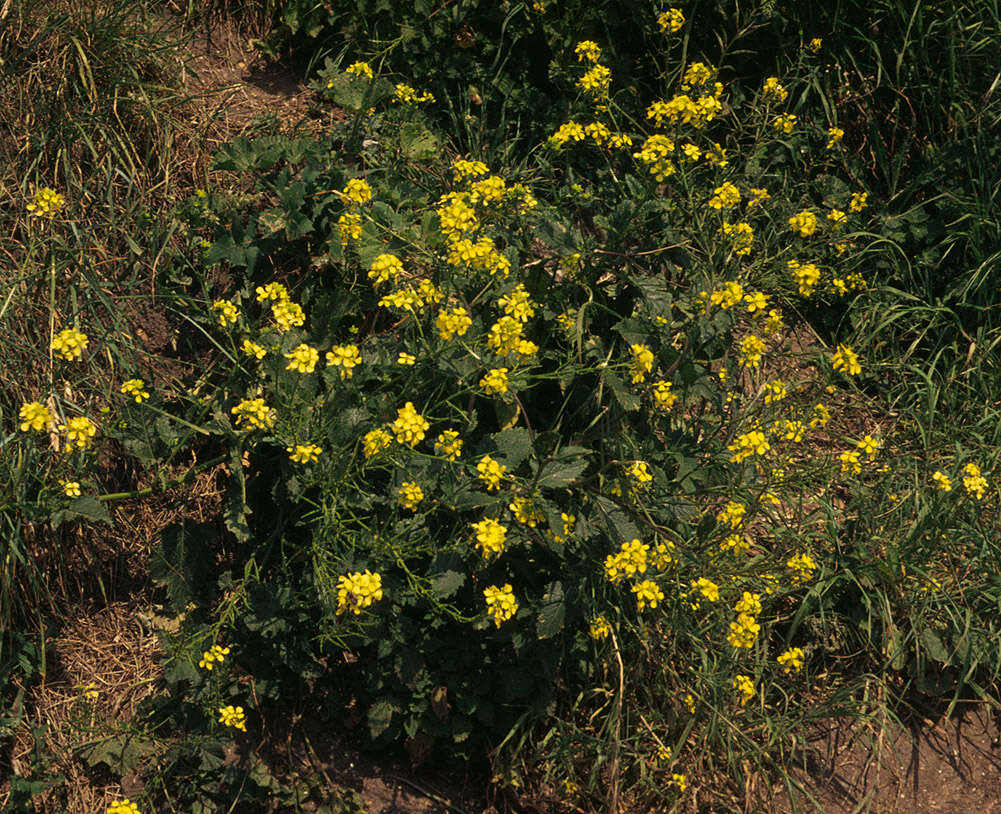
[285,344,319,373]
[604,538,649,582]
[963,463,988,500]
[107,799,141,814]
[391,402,429,446]
[509,495,544,527]
[436,306,473,340]
[484,584,517,626]
[336,570,383,615]
[326,344,362,378]
[788,260,821,296]
[480,367,509,395]
[788,210,818,237]
[61,480,82,497]
[63,416,98,450]
[362,428,393,458]
[589,615,611,640]
[629,344,654,383]
[472,517,507,557]
[786,552,818,583]
[832,344,861,376]
[345,61,374,79]
[231,398,275,431]
[738,335,766,368]
[632,579,664,611]
[728,430,769,463]
[218,704,247,731]
[393,83,435,104]
[717,500,746,528]
[658,8,685,33]
[477,455,507,491]
[733,674,755,706]
[777,646,805,674]
[435,429,463,460]
[51,327,89,361]
[121,378,150,403]
[199,644,231,670]
[397,481,424,510]
[288,444,322,463]
[19,402,53,432]
[652,380,677,410]
[213,299,240,326]
[27,187,65,218]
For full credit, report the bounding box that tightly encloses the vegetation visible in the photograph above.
[2,0,1001,811]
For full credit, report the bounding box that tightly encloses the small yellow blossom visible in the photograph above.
[231,398,275,431]
[27,187,65,218]
[849,191,868,212]
[786,552,818,584]
[326,344,362,379]
[963,463,988,500]
[336,569,383,614]
[61,480,82,497]
[574,40,602,63]
[107,799,141,814]
[199,644,231,670]
[435,429,463,461]
[708,181,740,209]
[63,416,97,450]
[212,300,240,326]
[338,212,362,246]
[472,517,507,557]
[653,380,677,410]
[480,367,510,395]
[368,253,404,287]
[832,344,861,376]
[19,401,53,432]
[391,402,429,447]
[362,428,392,458]
[778,646,805,674]
[632,579,665,611]
[739,335,766,368]
[773,113,797,133]
[658,8,685,33]
[341,178,372,208]
[589,616,611,640]
[436,306,473,340]
[120,378,150,403]
[789,210,818,237]
[477,454,507,491]
[51,328,89,361]
[345,61,374,79]
[932,470,953,492]
[285,344,319,373]
[484,584,518,626]
[762,76,788,103]
[288,444,322,464]
[255,282,288,302]
[271,298,305,332]
[397,481,424,510]
[241,340,267,359]
[218,705,247,731]
[733,674,755,706]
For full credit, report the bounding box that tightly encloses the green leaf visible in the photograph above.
[224,446,251,542]
[149,521,214,611]
[536,582,565,639]
[920,627,950,664]
[494,427,532,468]
[367,699,397,739]
[604,369,641,411]
[51,495,112,528]
[538,456,589,489]
[398,122,441,161]
[76,734,157,773]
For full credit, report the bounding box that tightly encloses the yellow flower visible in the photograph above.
[483,584,518,626]
[856,435,880,459]
[632,134,676,180]
[338,212,362,246]
[690,576,720,604]
[345,61,374,79]
[657,8,685,33]
[788,259,821,296]
[27,187,65,218]
[472,517,507,557]
[652,380,677,410]
[398,481,425,510]
[733,674,754,706]
[509,495,545,527]
[63,416,97,450]
[739,335,766,368]
[241,339,267,359]
[727,613,761,648]
[397,352,416,365]
[287,444,321,463]
[212,299,240,326]
[632,579,664,611]
[76,681,99,700]
[849,191,868,212]
[682,61,714,89]
[629,344,654,383]
[932,470,953,492]
[393,83,435,104]
[786,552,818,584]
[577,64,612,96]
[810,402,831,428]
[626,460,653,485]
[435,429,463,461]
[231,398,275,430]
[51,327,89,360]
[789,210,818,237]
[550,120,587,147]
[762,76,788,103]
[574,40,602,63]
[120,378,150,402]
[476,454,507,491]
[362,428,392,458]
[827,208,847,227]
[218,705,247,731]
[285,344,319,373]
[336,569,383,614]
[717,500,746,528]
[763,380,786,404]
[480,367,510,395]
[604,539,649,582]
[61,480,81,497]
[720,221,754,255]
[832,344,861,376]
[773,113,797,133]
[452,159,489,180]
[681,142,702,161]
[498,283,535,322]
[255,282,288,302]
[199,644,231,670]
[392,402,429,447]
[748,187,770,207]
[271,299,305,332]
[808,37,823,52]
[19,401,53,432]
[826,127,845,148]
[326,344,362,379]
[341,178,372,208]
[368,253,404,287]
[589,616,611,640]
[728,430,770,463]
[708,181,740,209]
[778,646,805,674]
[107,799,141,814]
[435,306,473,340]
[962,463,988,500]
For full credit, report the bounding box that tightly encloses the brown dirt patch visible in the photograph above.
[771,706,1001,813]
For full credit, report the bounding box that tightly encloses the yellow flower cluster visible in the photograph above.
[720,221,754,255]
[786,552,818,583]
[392,402,429,446]
[368,253,404,286]
[213,299,240,326]
[107,799,140,814]
[827,127,845,148]
[398,481,424,510]
[629,344,654,383]
[435,306,472,340]
[326,344,362,379]
[27,187,65,218]
[728,430,769,463]
[472,517,507,557]
[653,380,677,410]
[285,344,319,373]
[480,367,509,395]
[604,538,649,582]
[931,470,952,491]
[218,704,247,731]
[709,182,740,209]
[199,644,231,670]
[288,443,322,463]
[336,569,384,615]
[788,259,821,296]
[589,615,611,640]
[19,401,53,432]
[121,378,150,402]
[345,61,374,79]
[362,428,392,458]
[577,64,612,97]
[435,429,463,460]
[338,212,362,247]
[51,327,89,361]
[789,210,818,237]
[773,113,797,133]
[63,416,98,451]
[509,495,544,527]
[632,579,664,611]
[394,83,435,104]
[727,593,762,649]
[626,460,653,485]
[477,454,507,490]
[738,335,766,368]
[832,344,861,376]
[733,674,755,706]
[633,134,676,181]
[341,178,372,208]
[717,500,747,528]
[777,646,805,674]
[231,397,275,430]
[762,76,788,103]
[484,584,517,626]
[963,463,988,500]
[61,480,82,497]
[574,40,602,63]
[658,8,685,33]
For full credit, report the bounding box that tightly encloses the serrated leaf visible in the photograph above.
[367,699,396,739]
[538,457,588,488]
[494,427,532,468]
[536,581,565,639]
[150,521,214,611]
[604,369,641,411]
[431,570,466,599]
